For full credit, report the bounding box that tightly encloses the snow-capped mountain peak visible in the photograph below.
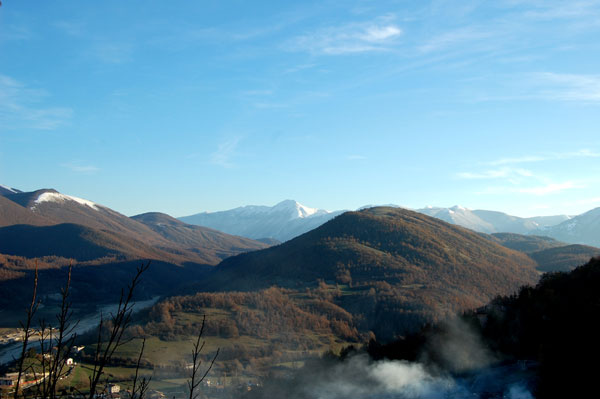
[180,200,343,241]
[33,191,100,211]
[272,199,328,219]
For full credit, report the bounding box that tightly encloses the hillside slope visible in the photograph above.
[201,207,539,338]
[5,189,173,246]
[1,189,268,265]
[0,223,185,262]
[487,232,565,253]
[131,212,269,262]
[528,244,600,272]
[0,195,54,227]
[488,232,599,272]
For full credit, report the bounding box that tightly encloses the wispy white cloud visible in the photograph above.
[460,150,592,197]
[61,162,100,174]
[418,27,492,53]
[288,18,402,55]
[489,149,600,165]
[521,1,600,20]
[0,74,73,130]
[517,181,582,195]
[476,180,583,196]
[572,196,600,205]
[210,137,241,168]
[534,72,600,102]
[283,63,317,74]
[456,167,533,180]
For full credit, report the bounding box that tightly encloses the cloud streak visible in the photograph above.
[489,149,600,165]
[61,162,100,174]
[476,180,583,196]
[288,18,402,55]
[521,1,600,20]
[0,74,73,130]
[534,72,600,103]
[517,181,581,195]
[457,167,533,180]
[210,137,241,168]
[418,27,492,54]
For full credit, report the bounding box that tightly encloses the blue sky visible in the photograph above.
[1,0,600,217]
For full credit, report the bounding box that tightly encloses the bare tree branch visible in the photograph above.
[87,262,150,399]
[14,265,39,399]
[187,315,219,399]
[130,337,151,399]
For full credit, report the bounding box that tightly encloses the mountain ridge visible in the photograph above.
[535,207,600,247]
[180,200,345,242]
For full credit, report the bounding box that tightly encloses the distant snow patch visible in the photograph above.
[296,202,325,218]
[33,192,100,211]
[0,184,17,193]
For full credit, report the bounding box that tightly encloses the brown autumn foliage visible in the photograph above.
[142,286,361,343]
[196,207,540,339]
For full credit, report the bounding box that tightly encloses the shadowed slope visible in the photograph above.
[132,212,269,262]
[0,195,54,227]
[0,223,186,262]
[489,232,600,272]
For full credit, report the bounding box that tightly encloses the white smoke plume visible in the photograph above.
[255,354,534,399]
[250,316,535,398]
[303,355,454,399]
[421,316,495,373]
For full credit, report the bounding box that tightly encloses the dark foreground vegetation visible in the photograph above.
[372,256,600,397]
[252,256,600,398]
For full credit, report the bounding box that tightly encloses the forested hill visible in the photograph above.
[476,257,600,397]
[205,207,538,291]
[198,207,539,337]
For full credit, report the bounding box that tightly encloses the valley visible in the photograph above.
[1,186,599,398]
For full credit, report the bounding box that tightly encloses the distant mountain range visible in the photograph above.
[535,207,600,247]
[180,200,600,248]
[179,199,345,242]
[416,205,571,234]
[416,205,600,248]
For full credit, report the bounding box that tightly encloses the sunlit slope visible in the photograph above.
[200,207,539,337]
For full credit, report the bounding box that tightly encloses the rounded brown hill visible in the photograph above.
[0,195,54,227]
[203,207,539,337]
